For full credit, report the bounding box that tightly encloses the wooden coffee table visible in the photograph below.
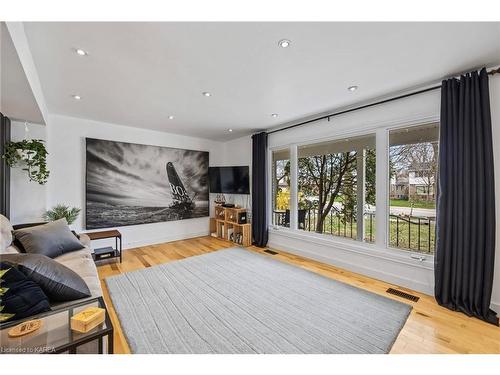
[85,229,122,263]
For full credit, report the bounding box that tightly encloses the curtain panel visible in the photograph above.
[435,68,498,325]
[0,113,11,218]
[251,132,268,247]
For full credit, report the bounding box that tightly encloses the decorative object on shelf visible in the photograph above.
[8,319,42,337]
[214,193,226,205]
[43,204,81,225]
[0,268,15,322]
[2,139,49,184]
[70,306,106,333]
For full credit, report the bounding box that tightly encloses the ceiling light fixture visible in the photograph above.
[72,95,81,100]
[168,115,174,120]
[202,92,211,97]
[228,129,233,132]
[75,48,88,56]
[348,85,358,92]
[271,113,279,118]
[278,39,291,48]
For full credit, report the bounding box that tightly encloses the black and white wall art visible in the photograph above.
[85,138,209,229]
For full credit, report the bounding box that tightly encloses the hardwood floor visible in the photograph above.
[96,236,500,354]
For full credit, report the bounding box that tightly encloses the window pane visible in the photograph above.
[389,123,439,253]
[297,135,376,243]
[272,149,291,227]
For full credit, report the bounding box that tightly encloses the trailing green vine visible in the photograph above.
[2,139,50,185]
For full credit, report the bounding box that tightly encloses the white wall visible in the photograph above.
[9,121,47,224]
[46,114,225,249]
[209,135,253,211]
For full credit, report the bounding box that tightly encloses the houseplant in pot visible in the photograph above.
[43,204,81,225]
[2,139,50,185]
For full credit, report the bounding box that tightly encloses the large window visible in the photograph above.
[389,123,439,253]
[272,149,291,227]
[296,135,376,242]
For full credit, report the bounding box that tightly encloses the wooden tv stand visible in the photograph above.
[210,206,251,247]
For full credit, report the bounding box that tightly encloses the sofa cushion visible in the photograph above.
[0,262,51,321]
[54,249,102,299]
[12,219,84,258]
[1,253,91,302]
[0,214,14,252]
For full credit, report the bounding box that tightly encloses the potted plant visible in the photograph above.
[2,139,49,184]
[43,204,81,225]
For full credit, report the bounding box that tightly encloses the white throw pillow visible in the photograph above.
[0,214,14,252]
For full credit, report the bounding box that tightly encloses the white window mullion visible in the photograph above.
[375,128,389,248]
[289,144,298,230]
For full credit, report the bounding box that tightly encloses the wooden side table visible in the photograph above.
[86,229,122,263]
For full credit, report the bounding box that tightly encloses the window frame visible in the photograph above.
[267,115,439,264]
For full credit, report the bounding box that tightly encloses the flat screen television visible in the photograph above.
[209,166,250,194]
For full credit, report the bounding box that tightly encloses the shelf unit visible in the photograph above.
[210,206,251,247]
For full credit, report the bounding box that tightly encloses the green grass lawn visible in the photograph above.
[390,199,436,209]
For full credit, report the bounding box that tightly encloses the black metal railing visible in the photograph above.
[273,209,436,253]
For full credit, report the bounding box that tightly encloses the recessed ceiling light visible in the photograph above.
[168,115,174,120]
[271,113,279,118]
[278,39,291,48]
[75,48,88,56]
[348,85,358,92]
[202,92,211,97]
[72,95,81,100]
[228,129,233,132]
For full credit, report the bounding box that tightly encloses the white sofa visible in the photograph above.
[0,214,102,307]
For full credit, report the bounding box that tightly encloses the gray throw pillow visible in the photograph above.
[1,253,91,302]
[12,219,84,258]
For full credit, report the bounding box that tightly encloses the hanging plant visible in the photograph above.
[2,139,50,185]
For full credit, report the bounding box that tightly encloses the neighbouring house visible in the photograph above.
[390,164,436,201]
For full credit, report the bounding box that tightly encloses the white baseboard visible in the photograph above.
[268,233,434,296]
[122,231,210,250]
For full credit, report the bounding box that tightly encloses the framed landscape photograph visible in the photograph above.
[85,138,209,229]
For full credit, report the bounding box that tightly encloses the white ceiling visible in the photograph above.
[1,23,45,124]
[23,22,500,141]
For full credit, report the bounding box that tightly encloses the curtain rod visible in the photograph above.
[267,67,500,136]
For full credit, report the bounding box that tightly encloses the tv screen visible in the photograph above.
[209,166,250,194]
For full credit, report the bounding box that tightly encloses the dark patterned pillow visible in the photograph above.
[0,262,51,321]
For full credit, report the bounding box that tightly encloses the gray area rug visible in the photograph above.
[105,248,411,354]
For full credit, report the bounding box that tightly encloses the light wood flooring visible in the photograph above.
[96,236,500,354]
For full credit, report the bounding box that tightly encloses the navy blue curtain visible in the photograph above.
[251,132,268,247]
[435,68,498,325]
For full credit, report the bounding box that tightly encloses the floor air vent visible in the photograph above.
[386,288,420,302]
[264,249,279,255]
